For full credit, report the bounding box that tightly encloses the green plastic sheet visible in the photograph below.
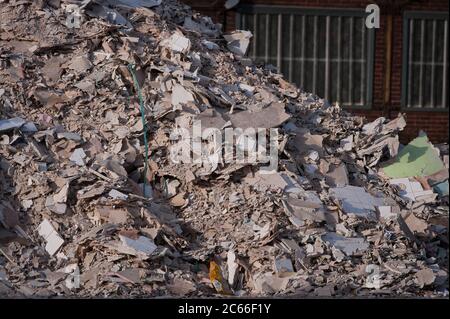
[382,133,445,178]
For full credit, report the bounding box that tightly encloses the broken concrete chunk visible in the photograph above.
[402,212,428,235]
[33,89,67,108]
[70,148,86,166]
[325,162,349,187]
[78,185,106,199]
[45,183,70,215]
[45,196,67,215]
[167,277,196,296]
[357,135,399,158]
[21,199,33,210]
[75,80,96,95]
[238,83,255,95]
[390,178,436,202]
[57,132,82,141]
[201,40,220,50]
[183,16,220,37]
[253,272,290,295]
[291,128,324,156]
[54,183,69,204]
[274,257,294,276]
[227,250,239,287]
[108,189,128,200]
[37,219,64,256]
[67,56,92,73]
[245,170,302,192]
[171,84,194,106]
[377,206,397,220]
[382,114,407,133]
[330,186,384,218]
[94,206,129,224]
[282,192,330,227]
[164,33,191,54]
[322,232,369,256]
[362,117,385,135]
[118,234,157,259]
[196,109,227,131]
[331,246,345,262]
[86,3,132,28]
[229,102,290,129]
[223,30,252,56]
[340,135,354,151]
[169,192,186,207]
[415,268,436,288]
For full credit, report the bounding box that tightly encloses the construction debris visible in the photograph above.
[382,132,446,178]
[0,0,447,298]
[37,219,65,256]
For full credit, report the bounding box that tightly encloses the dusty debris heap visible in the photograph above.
[0,0,448,297]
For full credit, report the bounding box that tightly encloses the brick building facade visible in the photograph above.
[184,0,449,143]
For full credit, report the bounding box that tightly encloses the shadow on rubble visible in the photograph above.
[0,156,31,297]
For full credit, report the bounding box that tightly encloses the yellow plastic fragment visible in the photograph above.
[209,261,225,293]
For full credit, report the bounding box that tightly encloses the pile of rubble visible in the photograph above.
[0,0,448,297]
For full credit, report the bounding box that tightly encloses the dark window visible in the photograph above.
[402,12,449,110]
[237,6,375,108]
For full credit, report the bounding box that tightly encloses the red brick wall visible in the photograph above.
[183,0,449,143]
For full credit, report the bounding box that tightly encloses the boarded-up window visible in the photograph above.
[402,12,449,110]
[237,6,375,108]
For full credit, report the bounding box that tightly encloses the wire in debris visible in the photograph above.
[127,63,149,196]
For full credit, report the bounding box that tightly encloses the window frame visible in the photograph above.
[235,4,376,109]
[401,11,449,112]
